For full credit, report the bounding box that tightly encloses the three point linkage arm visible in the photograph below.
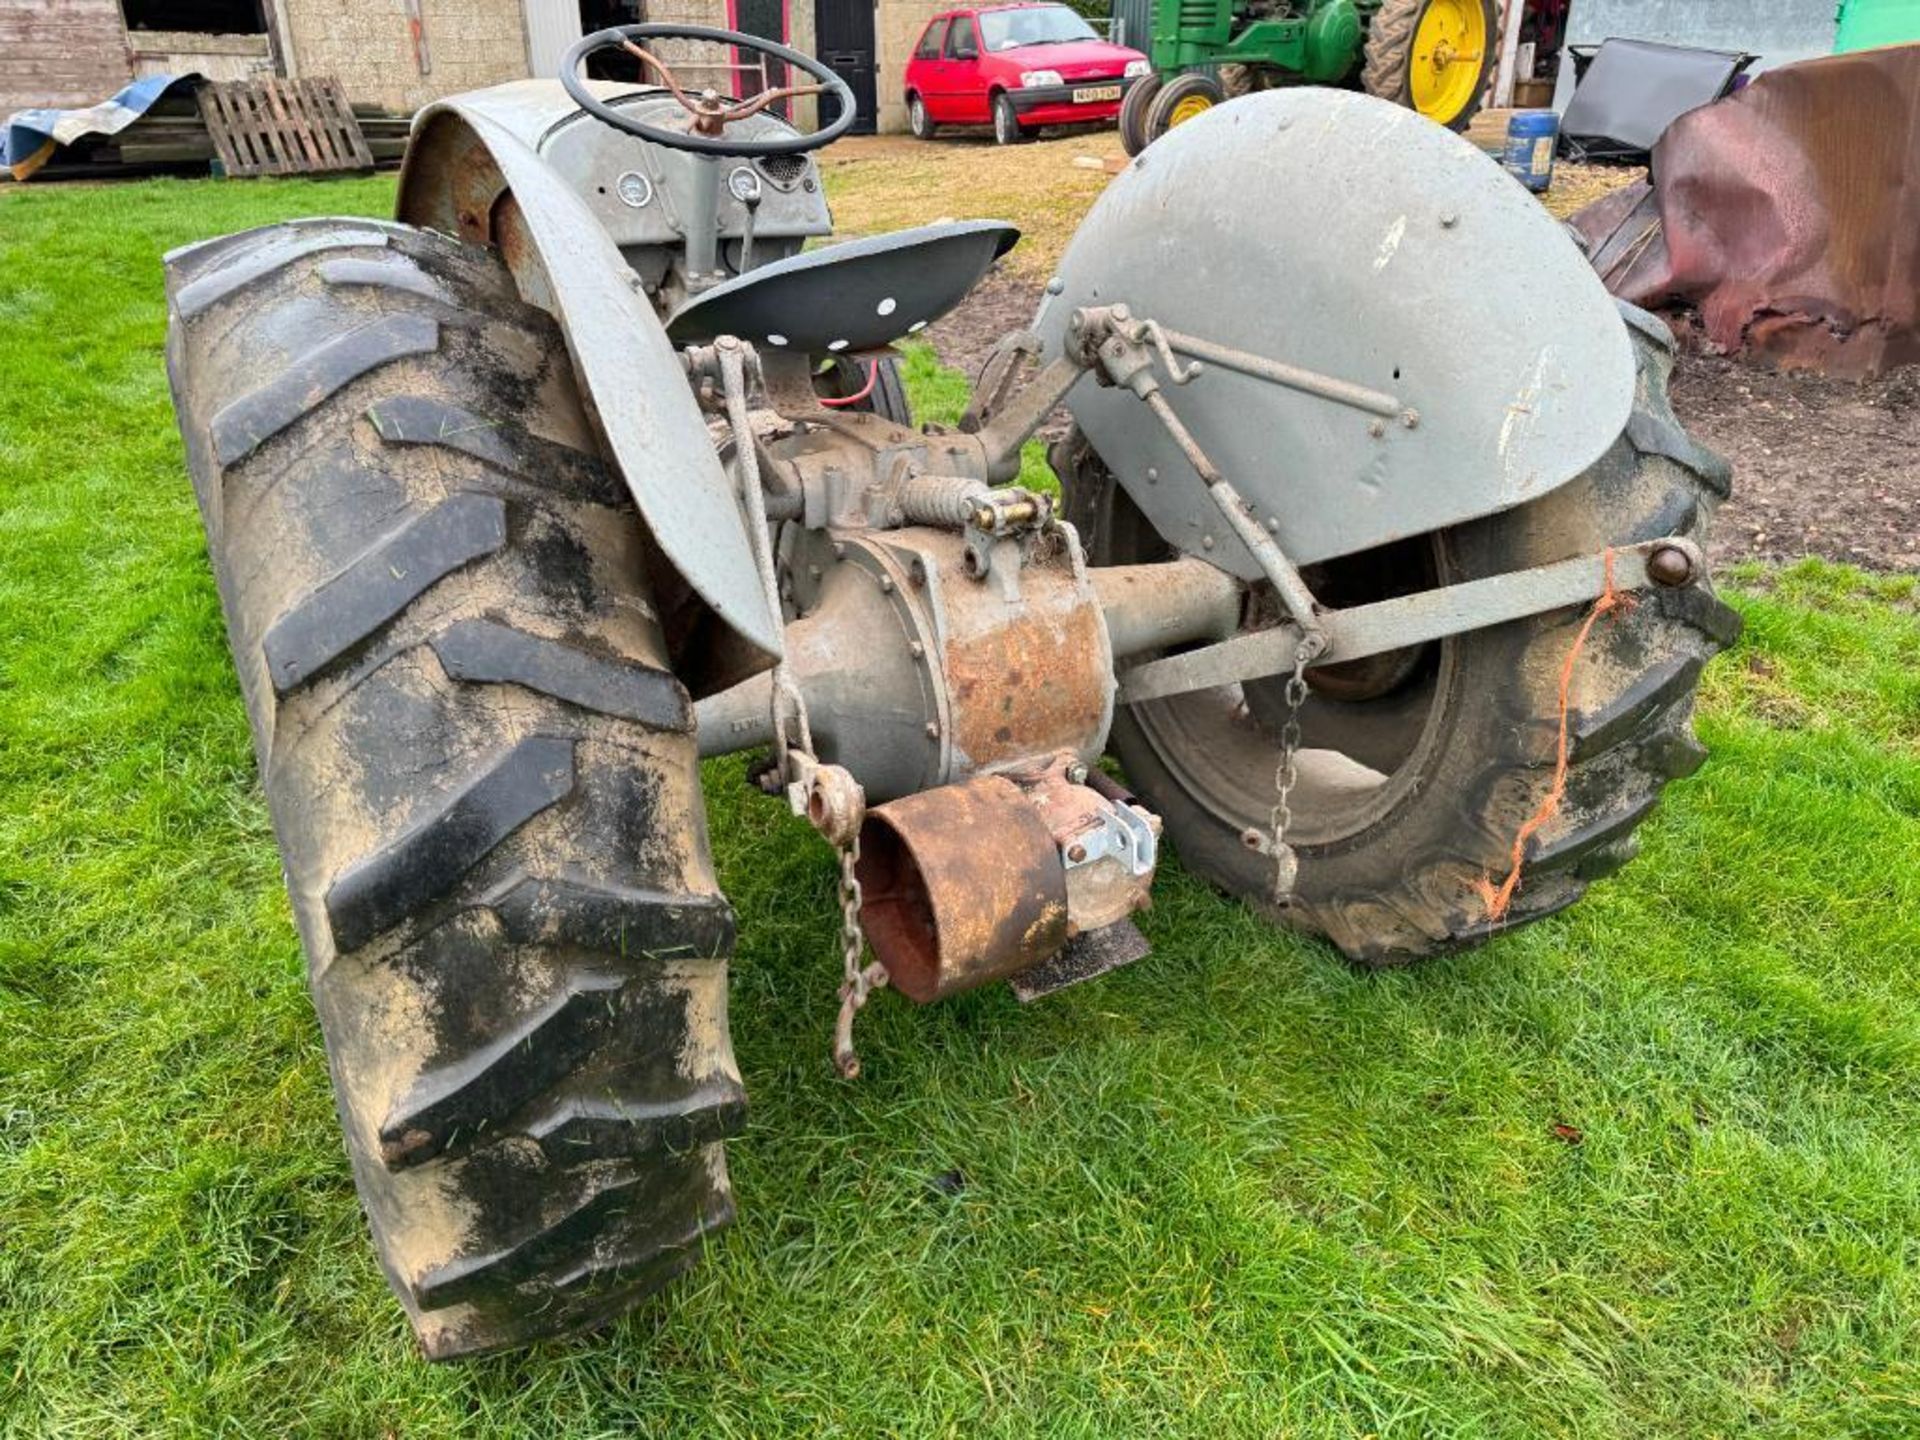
[965,304,1710,703]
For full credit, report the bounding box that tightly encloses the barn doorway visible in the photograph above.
[729,0,792,99]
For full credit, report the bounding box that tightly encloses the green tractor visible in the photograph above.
[1121,0,1498,154]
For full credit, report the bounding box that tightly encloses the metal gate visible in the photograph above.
[814,0,877,133]
[1110,0,1151,53]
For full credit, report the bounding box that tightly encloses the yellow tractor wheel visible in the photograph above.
[1142,72,1225,147]
[1360,0,1498,131]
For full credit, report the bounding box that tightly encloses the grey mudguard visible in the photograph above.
[1036,89,1637,578]
[398,86,781,671]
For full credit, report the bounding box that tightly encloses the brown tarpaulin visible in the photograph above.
[1570,45,1920,378]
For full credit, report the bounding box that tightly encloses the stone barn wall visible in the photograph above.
[280,0,530,111]
[875,0,944,132]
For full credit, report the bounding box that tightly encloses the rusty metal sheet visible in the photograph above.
[1570,45,1920,378]
[937,555,1112,778]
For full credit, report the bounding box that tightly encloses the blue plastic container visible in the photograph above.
[1503,109,1559,193]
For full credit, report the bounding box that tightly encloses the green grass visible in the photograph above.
[3,174,1919,1439]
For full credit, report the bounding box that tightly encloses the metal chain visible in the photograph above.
[832,835,889,1079]
[711,337,881,1077]
[1267,645,1312,901]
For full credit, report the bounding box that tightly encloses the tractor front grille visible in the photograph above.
[756,154,811,190]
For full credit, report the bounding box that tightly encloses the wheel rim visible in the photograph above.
[1168,92,1214,126]
[1409,0,1487,124]
[996,101,1014,141]
[912,97,925,130]
[1126,537,1454,849]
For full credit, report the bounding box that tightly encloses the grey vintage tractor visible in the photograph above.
[165,24,1735,1358]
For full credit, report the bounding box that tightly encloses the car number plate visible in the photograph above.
[1074,85,1122,103]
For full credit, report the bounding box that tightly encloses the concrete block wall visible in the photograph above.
[876,0,944,131]
[283,0,531,112]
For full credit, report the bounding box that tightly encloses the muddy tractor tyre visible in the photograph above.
[166,219,744,1358]
[1060,309,1739,965]
[1362,0,1498,132]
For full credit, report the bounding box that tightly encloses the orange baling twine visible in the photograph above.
[1475,548,1635,924]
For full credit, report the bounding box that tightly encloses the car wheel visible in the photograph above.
[909,93,937,139]
[992,92,1029,145]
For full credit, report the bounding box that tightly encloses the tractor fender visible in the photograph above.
[1038,89,1637,578]
[397,92,780,690]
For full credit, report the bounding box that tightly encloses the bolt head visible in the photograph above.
[925,721,941,739]
[1647,544,1696,588]
[1066,843,1088,863]
[1065,761,1089,784]
[879,574,894,593]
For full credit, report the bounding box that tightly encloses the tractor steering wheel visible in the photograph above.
[561,24,857,157]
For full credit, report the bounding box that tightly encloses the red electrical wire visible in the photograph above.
[818,359,878,408]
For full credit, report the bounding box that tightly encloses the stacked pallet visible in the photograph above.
[354,106,413,168]
[18,84,410,181]
[198,78,374,176]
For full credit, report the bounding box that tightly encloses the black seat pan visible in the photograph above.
[666,220,1019,355]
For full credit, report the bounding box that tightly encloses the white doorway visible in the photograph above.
[525,0,584,79]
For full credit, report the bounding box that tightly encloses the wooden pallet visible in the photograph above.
[197,78,373,178]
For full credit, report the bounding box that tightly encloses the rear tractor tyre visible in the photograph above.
[1143,73,1225,146]
[1058,308,1740,965]
[1119,72,1163,155]
[1362,0,1499,131]
[165,218,744,1357]
[1216,62,1264,98]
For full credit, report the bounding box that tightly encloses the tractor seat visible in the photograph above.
[666,220,1019,356]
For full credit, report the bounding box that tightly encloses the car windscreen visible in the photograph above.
[979,5,1098,52]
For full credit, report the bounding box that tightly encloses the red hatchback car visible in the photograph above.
[904,2,1150,145]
